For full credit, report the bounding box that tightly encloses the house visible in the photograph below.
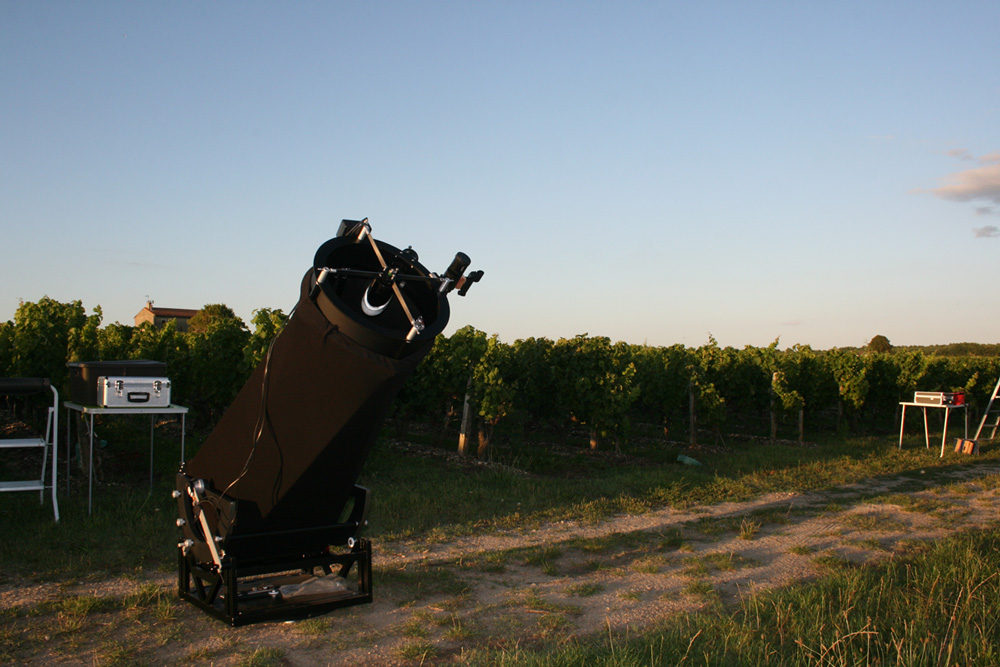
[134,301,198,332]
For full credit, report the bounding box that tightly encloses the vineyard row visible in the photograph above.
[3,298,998,450]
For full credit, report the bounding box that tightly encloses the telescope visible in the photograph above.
[174,219,481,626]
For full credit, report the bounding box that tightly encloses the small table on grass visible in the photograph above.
[64,402,189,515]
[897,401,967,458]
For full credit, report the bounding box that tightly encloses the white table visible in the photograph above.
[64,402,189,514]
[898,401,967,458]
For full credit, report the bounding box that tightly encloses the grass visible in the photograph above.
[463,526,1000,666]
[364,428,1000,543]
[292,617,333,636]
[236,647,286,667]
[397,640,437,662]
[738,517,762,540]
[629,554,668,573]
[506,588,581,616]
[565,582,603,597]
[374,562,469,606]
[876,492,955,514]
[3,420,1000,665]
[702,551,758,571]
[2,426,994,581]
[0,580,181,665]
[681,579,716,599]
[618,589,642,602]
[839,511,909,532]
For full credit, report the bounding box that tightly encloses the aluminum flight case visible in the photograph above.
[914,391,962,406]
[97,376,171,408]
[68,360,167,405]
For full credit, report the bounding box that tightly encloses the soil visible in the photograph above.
[5,457,1000,666]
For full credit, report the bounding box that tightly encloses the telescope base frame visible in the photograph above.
[178,539,373,627]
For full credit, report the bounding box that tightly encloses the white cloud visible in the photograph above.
[927,152,1000,239]
[931,152,1000,205]
[944,148,974,161]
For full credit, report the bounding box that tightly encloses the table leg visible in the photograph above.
[88,413,94,515]
[50,408,59,522]
[65,407,71,493]
[181,414,186,462]
[922,407,930,449]
[149,415,155,491]
[940,408,951,458]
[899,404,906,448]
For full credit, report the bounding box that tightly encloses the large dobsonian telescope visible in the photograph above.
[174,219,482,626]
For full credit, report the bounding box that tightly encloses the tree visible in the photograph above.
[97,322,135,361]
[770,369,804,440]
[508,337,558,424]
[687,336,727,444]
[632,344,690,439]
[187,304,242,334]
[0,320,13,377]
[130,319,191,405]
[6,297,101,388]
[395,326,488,434]
[551,335,639,451]
[184,306,250,422]
[470,335,518,456]
[244,308,288,369]
[828,349,871,432]
[867,335,893,354]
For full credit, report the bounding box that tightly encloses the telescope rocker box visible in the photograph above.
[98,376,171,408]
[68,360,167,405]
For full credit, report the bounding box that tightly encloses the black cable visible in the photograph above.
[218,303,297,501]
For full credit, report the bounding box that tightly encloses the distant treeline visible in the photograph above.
[895,343,1000,357]
[2,297,998,449]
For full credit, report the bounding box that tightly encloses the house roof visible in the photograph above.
[149,307,198,318]
[135,302,198,320]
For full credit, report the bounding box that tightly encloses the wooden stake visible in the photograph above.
[458,383,472,456]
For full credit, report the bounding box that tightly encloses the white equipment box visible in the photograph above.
[98,376,171,408]
[914,391,961,406]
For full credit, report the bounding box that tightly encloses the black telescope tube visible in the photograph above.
[181,230,451,562]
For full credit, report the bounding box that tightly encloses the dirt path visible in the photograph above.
[6,462,1000,666]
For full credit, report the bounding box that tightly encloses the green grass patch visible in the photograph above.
[812,552,859,572]
[840,511,908,532]
[682,579,716,599]
[630,554,669,573]
[738,517,762,540]
[236,646,286,667]
[374,562,469,605]
[618,589,642,602]
[876,492,954,514]
[565,582,603,597]
[654,527,686,550]
[702,551,759,571]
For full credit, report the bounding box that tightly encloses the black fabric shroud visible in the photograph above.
[184,271,430,545]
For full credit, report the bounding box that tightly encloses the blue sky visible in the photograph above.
[2,2,998,349]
